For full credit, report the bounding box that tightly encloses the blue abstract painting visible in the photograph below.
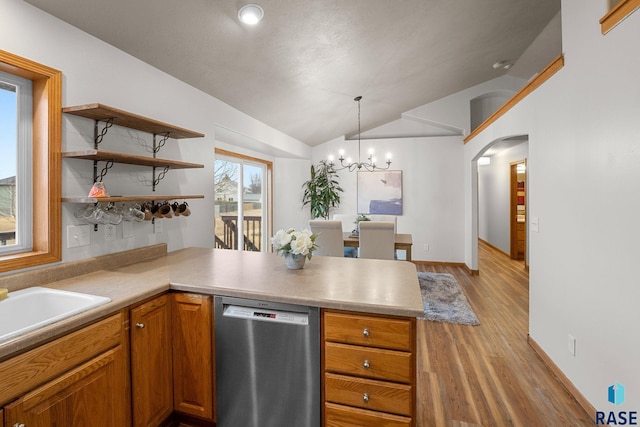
[357,170,402,215]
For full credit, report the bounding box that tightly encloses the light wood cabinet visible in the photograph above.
[171,293,215,421]
[4,345,129,427]
[130,294,173,427]
[0,313,128,427]
[323,310,416,426]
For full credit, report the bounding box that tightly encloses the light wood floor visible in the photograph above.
[414,241,592,426]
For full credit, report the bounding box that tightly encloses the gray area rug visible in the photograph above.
[418,272,480,326]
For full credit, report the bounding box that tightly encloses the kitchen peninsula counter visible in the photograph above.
[0,245,422,360]
[167,247,424,317]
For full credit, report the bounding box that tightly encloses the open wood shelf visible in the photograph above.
[62,195,204,203]
[62,103,204,139]
[62,150,204,169]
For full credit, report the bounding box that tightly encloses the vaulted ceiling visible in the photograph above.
[24,0,561,146]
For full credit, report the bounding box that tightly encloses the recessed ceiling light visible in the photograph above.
[238,4,264,25]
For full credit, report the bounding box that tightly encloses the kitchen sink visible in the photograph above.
[0,287,111,343]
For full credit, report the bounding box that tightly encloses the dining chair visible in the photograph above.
[332,214,358,257]
[369,214,397,234]
[332,214,359,233]
[308,220,345,257]
[358,221,395,260]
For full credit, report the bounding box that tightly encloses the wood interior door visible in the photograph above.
[510,161,526,261]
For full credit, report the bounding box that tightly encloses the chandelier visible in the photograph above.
[328,96,391,172]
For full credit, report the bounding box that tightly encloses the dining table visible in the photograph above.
[342,232,413,261]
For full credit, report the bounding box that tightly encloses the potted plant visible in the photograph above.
[301,160,343,219]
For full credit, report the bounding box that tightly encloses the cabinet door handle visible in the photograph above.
[14,423,26,427]
[136,323,145,329]
[363,393,369,403]
[363,328,370,337]
[363,360,370,369]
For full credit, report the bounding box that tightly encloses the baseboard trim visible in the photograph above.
[479,238,510,258]
[412,260,465,268]
[527,335,595,420]
[412,260,479,275]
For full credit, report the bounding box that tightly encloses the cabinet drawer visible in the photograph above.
[324,311,412,351]
[325,342,412,383]
[325,402,412,427]
[325,373,412,416]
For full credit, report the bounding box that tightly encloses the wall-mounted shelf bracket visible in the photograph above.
[152,165,171,190]
[93,159,114,184]
[153,133,171,156]
[94,117,115,148]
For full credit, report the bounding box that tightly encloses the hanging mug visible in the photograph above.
[177,201,191,217]
[141,202,153,221]
[171,202,180,216]
[151,202,164,218]
[159,201,173,218]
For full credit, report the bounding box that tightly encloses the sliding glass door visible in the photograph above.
[214,151,271,252]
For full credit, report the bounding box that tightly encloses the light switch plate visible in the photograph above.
[530,216,539,232]
[568,334,576,356]
[104,224,116,241]
[67,225,91,248]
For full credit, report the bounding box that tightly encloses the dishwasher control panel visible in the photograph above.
[223,304,309,325]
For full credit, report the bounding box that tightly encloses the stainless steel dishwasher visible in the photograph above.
[214,295,320,427]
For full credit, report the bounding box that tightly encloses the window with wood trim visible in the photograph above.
[214,148,272,252]
[601,0,640,34]
[0,50,62,273]
[0,70,33,256]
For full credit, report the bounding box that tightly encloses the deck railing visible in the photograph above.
[215,216,262,251]
[0,231,15,246]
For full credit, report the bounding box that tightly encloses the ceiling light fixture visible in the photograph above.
[328,96,391,172]
[492,60,513,70]
[238,4,264,25]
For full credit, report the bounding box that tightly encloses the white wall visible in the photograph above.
[465,0,640,411]
[311,76,526,263]
[2,0,310,264]
[273,158,311,232]
[478,142,528,254]
[318,137,464,262]
[314,135,465,262]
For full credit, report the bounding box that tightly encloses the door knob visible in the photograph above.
[363,328,370,337]
[363,360,370,369]
[136,323,145,328]
[363,393,369,403]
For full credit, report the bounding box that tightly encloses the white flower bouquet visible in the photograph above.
[271,228,318,260]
